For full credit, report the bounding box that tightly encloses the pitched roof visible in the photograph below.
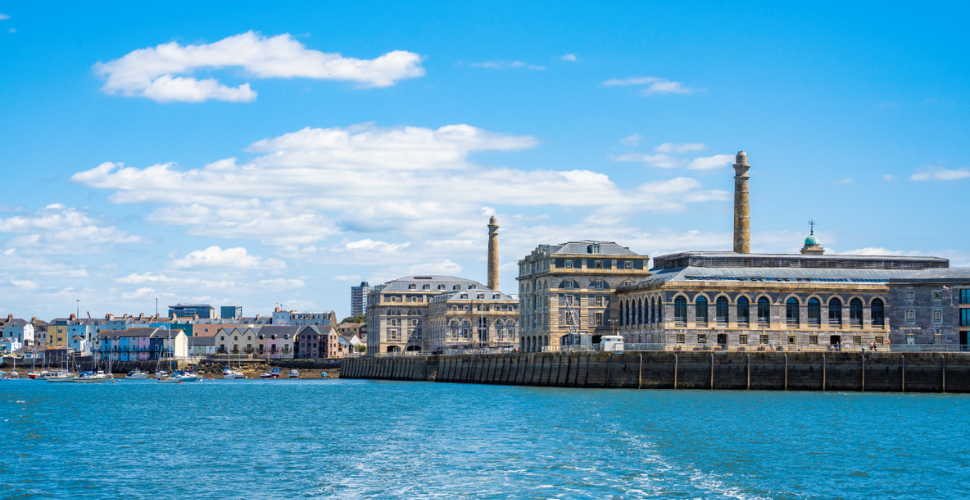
[550,241,638,256]
[620,265,934,292]
[377,275,487,292]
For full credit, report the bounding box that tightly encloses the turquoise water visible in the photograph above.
[1,379,967,499]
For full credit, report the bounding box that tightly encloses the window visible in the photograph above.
[809,335,818,345]
[829,298,843,326]
[737,297,750,325]
[676,333,686,344]
[871,299,885,327]
[588,244,600,254]
[739,334,748,344]
[565,260,573,269]
[595,312,604,326]
[594,260,603,269]
[786,298,800,326]
[933,291,943,300]
[758,297,770,325]
[698,333,707,344]
[477,294,485,299]
[423,285,430,290]
[595,296,603,307]
[695,296,708,325]
[438,285,446,290]
[624,261,632,269]
[849,299,864,326]
[961,289,970,304]
[808,298,821,327]
[715,297,728,325]
[853,335,862,345]
[906,291,915,300]
[408,284,416,290]
[674,297,687,325]
[933,309,943,323]
[934,333,943,345]
[960,309,970,327]
[759,334,769,345]
[788,335,796,344]
[875,336,884,345]
[905,309,915,323]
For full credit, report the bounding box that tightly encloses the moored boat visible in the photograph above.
[126,369,148,380]
[288,369,299,378]
[46,370,75,382]
[73,370,110,383]
[223,367,245,379]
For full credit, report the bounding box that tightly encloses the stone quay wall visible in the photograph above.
[341,352,970,392]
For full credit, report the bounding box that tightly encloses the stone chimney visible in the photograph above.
[7,314,12,321]
[487,215,500,291]
[733,151,751,254]
[70,313,76,320]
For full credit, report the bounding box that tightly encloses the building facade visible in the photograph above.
[351,282,371,317]
[888,269,970,346]
[169,304,216,319]
[425,289,519,352]
[516,241,651,352]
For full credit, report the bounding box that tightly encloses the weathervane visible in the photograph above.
[808,219,816,235]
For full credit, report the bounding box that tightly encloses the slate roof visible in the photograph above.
[377,275,487,292]
[621,265,931,292]
[890,268,970,282]
[92,328,181,340]
[550,241,639,256]
[652,251,948,271]
[255,326,301,337]
[430,289,517,303]
[188,336,216,346]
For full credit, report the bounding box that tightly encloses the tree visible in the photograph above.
[340,315,366,324]
[354,344,366,353]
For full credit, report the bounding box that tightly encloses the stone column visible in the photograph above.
[733,151,751,254]
[487,216,500,291]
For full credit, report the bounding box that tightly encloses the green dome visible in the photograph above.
[805,233,820,246]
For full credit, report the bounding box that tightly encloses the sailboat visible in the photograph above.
[126,369,148,380]
[46,350,75,383]
[9,356,18,379]
[73,370,109,383]
[223,347,245,379]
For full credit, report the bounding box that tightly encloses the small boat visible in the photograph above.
[73,370,110,383]
[9,370,19,379]
[175,372,199,383]
[0,371,5,379]
[31,371,50,380]
[46,370,75,382]
[157,375,180,384]
[321,371,328,378]
[223,367,245,380]
[28,371,39,379]
[260,367,282,379]
[287,369,299,379]
[126,369,148,380]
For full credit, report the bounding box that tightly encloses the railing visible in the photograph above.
[442,347,516,356]
[374,351,431,357]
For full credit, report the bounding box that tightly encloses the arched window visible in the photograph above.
[695,296,708,325]
[737,297,750,325]
[657,298,663,323]
[650,297,656,324]
[786,297,800,326]
[674,297,687,325]
[559,280,579,289]
[808,298,821,327]
[637,298,643,325]
[829,298,842,326]
[757,297,771,325]
[715,297,729,325]
[850,298,864,326]
[618,301,625,327]
[871,299,885,327]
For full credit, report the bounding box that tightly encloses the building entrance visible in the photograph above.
[830,335,842,346]
[716,334,728,348]
[961,332,968,351]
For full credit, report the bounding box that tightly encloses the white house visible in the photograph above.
[3,316,35,346]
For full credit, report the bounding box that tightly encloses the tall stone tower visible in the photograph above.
[487,216,500,291]
[733,151,751,254]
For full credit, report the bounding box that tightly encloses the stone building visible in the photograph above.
[516,241,651,352]
[365,217,518,354]
[515,150,970,351]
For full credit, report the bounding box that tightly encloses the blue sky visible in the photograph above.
[0,1,968,319]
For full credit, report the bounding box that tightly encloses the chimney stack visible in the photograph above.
[733,151,751,254]
[487,216,500,291]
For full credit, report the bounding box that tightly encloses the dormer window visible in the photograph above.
[409,284,416,290]
[461,294,468,299]
[477,294,485,299]
[453,285,460,290]
[469,285,476,289]
[587,244,600,254]
[438,285,446,290]
[423,285,430,290]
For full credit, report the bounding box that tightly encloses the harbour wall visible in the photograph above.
[341,352,970,392]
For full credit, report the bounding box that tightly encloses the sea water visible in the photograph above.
[1,379,968,499]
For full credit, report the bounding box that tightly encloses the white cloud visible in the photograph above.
[95,31,425,102]
[621,133,642,146]
[257,278,305,288]
[0,204,143,254]
[839,247,924,256]
[470,61,545,70]
[116,272,180,284]
[7,28,14,33]
[561,54,577,62]
[73,123,727,248]
[408,259,463,275]
[603,76,694,95]
[909,167,970,181]
[884,174,897,181]
[0,13,9,20]
[168,246,285,270]
[655,142,704,153]
[832,178,853,185]
[345,239,410,253]
[10,280,39,291]
[122,287,156,299]
[614,144,731,171]
[333,275,362,282]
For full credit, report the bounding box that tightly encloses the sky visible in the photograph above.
[0,1,968,320]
